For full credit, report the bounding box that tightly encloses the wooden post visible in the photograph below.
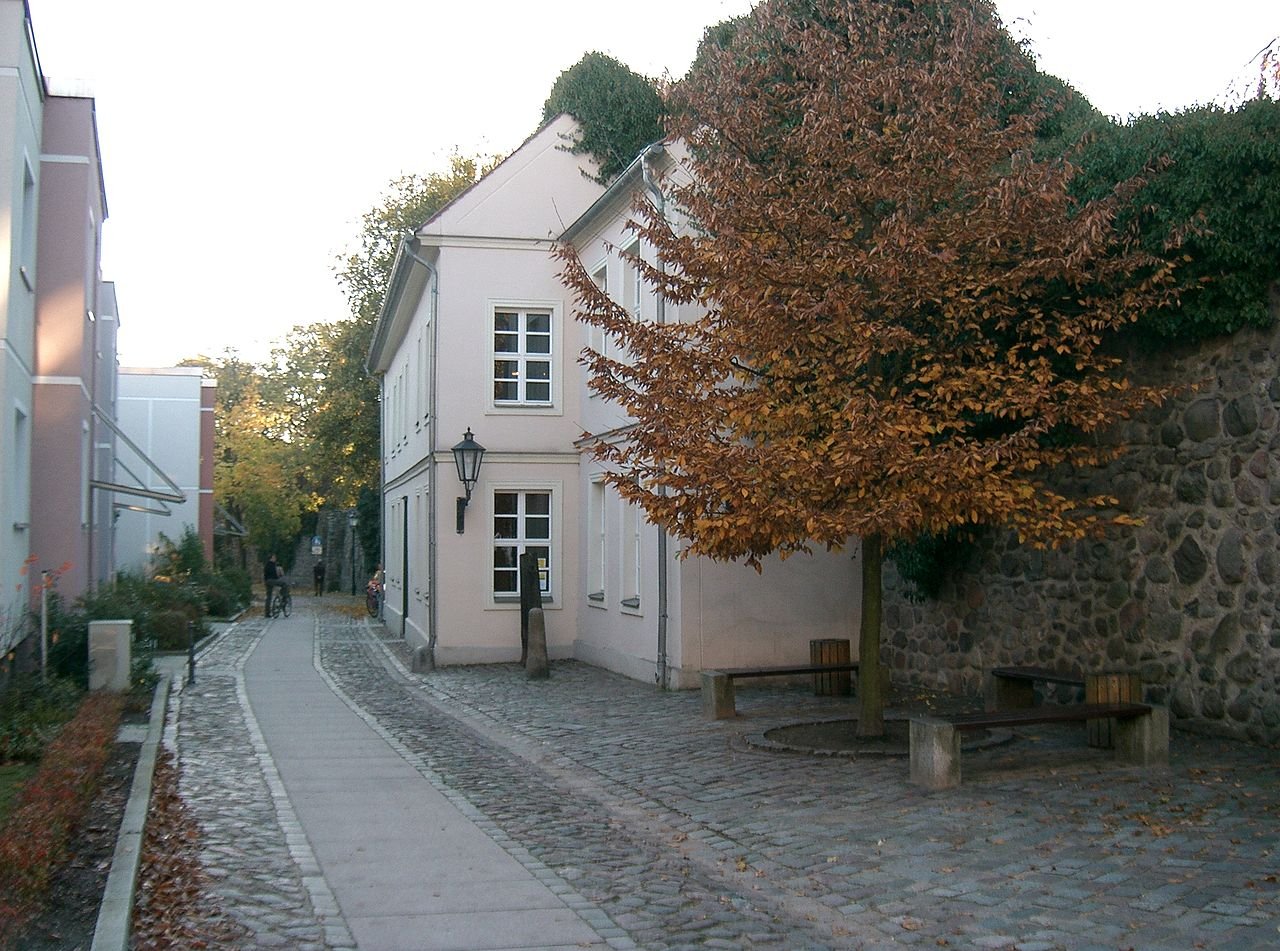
[518,552,542,666]
[809,638,852,696]
[1086,671,1141,748]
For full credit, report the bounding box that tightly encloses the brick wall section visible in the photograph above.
[883,290,1280,746]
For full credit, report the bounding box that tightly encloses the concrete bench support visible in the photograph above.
[909,717,961,790]
[702,671,735,720]
[1113,704,1169,766]
[909,704,1170,790]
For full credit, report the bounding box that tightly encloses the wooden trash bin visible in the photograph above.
[810,638,852,696]
[1086,671,1141,748]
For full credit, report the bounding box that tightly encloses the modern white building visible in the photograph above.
[368,118,861,688]
[112,366,215,575]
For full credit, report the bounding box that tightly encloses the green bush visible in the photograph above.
[204,569,249,618]
[887,529,975,603]
[1072,98,1280,341]
[150,608,202,652]
[0,675,82,764]
[542,51,666,182]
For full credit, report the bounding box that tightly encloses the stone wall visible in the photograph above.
[882,295,1280,746]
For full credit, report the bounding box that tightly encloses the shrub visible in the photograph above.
[150,607,203,652]
[0,691,123,944]
[542,51,666,182]
[1073,98,1280,341]
[205,567,250,618]
[0,676,82,764]
[887,529,975,603]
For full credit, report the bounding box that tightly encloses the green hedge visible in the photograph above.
[1073,98,1280,341]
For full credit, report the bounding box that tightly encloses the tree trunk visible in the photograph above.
[857,533,885,737]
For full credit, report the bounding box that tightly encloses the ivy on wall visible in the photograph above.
[541,52,666,183]
[1073,98,1280,342]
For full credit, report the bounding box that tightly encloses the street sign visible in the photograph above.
[311,535,323,556]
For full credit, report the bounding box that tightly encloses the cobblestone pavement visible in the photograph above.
[168,601,1279,950]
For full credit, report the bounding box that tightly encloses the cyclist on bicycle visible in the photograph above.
[264,554,291,617]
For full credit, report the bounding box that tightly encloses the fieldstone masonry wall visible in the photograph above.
[882,294,1280,746]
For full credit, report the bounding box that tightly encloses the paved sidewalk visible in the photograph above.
[166,600,1280,950]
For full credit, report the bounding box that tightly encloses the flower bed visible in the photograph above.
[0,691,124,943]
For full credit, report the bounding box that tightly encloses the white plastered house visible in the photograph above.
[367,117,861,686]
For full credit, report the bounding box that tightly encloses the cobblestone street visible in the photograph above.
[164,602,1280,950]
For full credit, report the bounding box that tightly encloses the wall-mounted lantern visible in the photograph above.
[451,428,485,534]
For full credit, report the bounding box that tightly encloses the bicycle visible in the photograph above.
[365,583,380,618]
[271,582,292,618]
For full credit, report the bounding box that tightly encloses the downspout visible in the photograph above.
[87,307,98,589]
[403,239,440,667]
[641,145,670,690]
[401,494,409,634]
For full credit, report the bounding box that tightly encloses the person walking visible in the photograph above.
[264,554,282,617]
[313,561,326,596]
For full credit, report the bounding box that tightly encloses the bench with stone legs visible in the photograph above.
[909,702,1169,790]
[701,663,860,719]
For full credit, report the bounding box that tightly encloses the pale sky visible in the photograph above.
[27,0,1279,369]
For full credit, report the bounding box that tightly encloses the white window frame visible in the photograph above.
[586,259,609,375]
[11,403,31,529]
[587,477,606,606]
[488,482,561,606]
[620,238,642,318]
[488,300,561,413]
[621,499,643,613]
[19,157,36,292]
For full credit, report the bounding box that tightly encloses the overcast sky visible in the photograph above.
[27,0,1279,369]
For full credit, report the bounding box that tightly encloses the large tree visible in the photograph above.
[559,0,1182,734]
[336,155,492,324]
[209,373,306,566]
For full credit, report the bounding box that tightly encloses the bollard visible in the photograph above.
[525,607,549,679]
[186,620,196,686]
[411,646,434,673]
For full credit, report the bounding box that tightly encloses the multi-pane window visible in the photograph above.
[493,490,551,598]
[493,308,552,404]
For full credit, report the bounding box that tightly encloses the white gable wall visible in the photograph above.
[567,143,863,688]
[372,115,605,664]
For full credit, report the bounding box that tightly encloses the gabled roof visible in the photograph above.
[369,114,610,373]
[418,113,605,243]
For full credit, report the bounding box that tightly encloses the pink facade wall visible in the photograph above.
[29,92,106,603]
[199,381,216,563]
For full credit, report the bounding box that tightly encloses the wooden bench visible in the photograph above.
[701,663,860,719]
[986,666,1084,711]
[909,702,1169,790]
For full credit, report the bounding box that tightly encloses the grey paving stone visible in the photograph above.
[160,604,1280,950]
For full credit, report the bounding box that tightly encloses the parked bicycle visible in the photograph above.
[271,581,292,618]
